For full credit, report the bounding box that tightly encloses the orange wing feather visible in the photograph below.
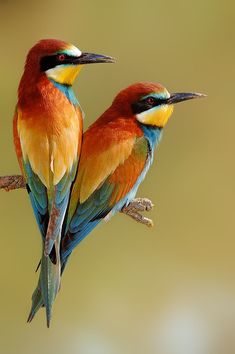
[67,116,145,221]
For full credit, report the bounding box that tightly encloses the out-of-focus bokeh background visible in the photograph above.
[0,1,235,353]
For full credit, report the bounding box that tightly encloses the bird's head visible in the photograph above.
[112,82,205,128]
[23,39,114,85]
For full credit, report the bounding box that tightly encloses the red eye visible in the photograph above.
[58,54,66,61]
[147,97,155,105]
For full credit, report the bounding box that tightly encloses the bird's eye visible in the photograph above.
[146,97,155,105]
[57,54,66,61]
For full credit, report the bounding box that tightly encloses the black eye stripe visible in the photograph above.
[132,96,167,114]
[40,54,77,71]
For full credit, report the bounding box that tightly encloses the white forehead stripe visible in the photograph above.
[66,45,82,57]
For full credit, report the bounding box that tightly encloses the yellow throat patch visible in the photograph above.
[46,64,82,85]
[136,104,174,127]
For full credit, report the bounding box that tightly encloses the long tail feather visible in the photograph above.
[27,284,44,323]
[28,238,61,327]
[40,239,61,327]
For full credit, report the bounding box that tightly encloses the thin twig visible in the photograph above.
[0,175,26,191]
[0,174,154,226]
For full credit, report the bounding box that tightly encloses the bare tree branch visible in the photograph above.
[0,175,154,226]
[0,175,26,191]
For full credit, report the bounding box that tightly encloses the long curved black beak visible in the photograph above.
[167,92,206,104]
[72,52,115,65]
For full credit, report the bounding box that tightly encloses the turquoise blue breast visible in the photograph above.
[50,79,80,106]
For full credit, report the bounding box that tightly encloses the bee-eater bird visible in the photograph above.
[60,82,205,268]
[13,39,114,327]
[26,82,205,326]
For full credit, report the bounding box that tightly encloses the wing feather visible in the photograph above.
[61,134,149,263]
[14,108,80,246]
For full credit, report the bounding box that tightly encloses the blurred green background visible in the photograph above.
[0,0,235,353]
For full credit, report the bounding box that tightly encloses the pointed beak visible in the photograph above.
[167,92,206,104]
[72,52,115,65]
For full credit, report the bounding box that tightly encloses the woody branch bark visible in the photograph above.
[0,175,26,191]
[0,174,154,227]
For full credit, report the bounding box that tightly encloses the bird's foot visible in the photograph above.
[121,198,154,227]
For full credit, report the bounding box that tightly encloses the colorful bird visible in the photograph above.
[13,39,114,327]
[30,81,204,322]
[60,82,205,268]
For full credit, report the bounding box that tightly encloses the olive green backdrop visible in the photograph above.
[0,1,234,353]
